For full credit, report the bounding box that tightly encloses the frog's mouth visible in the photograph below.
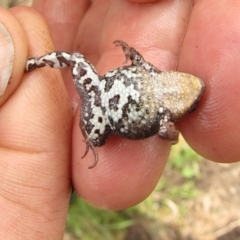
[187,80,206,114]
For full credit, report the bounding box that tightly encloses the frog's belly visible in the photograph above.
[108,111,160,139]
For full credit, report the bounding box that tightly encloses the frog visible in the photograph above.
[26,40,205,168]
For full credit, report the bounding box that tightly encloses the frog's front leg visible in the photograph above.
[113,40,158,72]
[158,108,179,144]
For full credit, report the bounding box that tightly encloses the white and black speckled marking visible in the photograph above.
[25,40,205,168]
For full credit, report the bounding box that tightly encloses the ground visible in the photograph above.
[122,143,240,240]
[166,160,240,239]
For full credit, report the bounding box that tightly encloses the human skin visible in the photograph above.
[0,0,240,239]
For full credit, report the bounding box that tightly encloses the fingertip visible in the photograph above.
[10,6,55,54]
[33,0,90,51]
[127,0,159,3]
[0,6,28,105]
[72,112,170,210]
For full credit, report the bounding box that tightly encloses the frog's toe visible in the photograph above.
[158,121,179,144]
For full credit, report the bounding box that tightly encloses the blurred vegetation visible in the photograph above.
[0,0,32,8]
[66,137,202,240]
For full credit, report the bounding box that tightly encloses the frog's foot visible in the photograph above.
[157,107,179,144]
[81,139,99,169]
[113,40,158,72]
[158,121,179,144]
[113,40,131,64]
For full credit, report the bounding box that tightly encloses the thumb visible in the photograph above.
[0,7,72,239]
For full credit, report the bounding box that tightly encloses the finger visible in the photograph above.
[33,0,90,51]
[128,0,158,3]
[32,0,91,105]
[72,108,170,210]
[0,7,27,105]
[0,7,72,239]
[76,0,194,70]
[178,0,240,163]
[72,0,194,209]
[72,0,109,64]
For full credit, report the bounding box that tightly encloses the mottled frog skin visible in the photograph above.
[26,40,205,168]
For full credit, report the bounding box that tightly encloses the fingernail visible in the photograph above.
[0,22,14,96]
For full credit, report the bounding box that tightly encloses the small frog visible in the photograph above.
[26,40,205,168]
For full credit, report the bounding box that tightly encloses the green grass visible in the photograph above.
[168,137,202,179]
[67,194,138,239]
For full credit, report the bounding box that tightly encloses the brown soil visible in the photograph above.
[181,160,240,240]
[126,160,240,240]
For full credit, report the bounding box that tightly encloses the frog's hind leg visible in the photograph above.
[25,51,72,72]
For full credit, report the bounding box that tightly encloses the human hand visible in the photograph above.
[0,4,72,239]
[1,0,240,239]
